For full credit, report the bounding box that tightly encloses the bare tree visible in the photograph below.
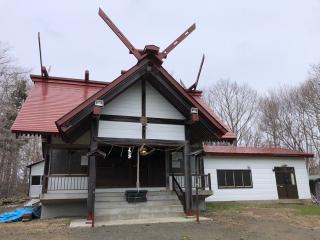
[0,42,42,199]
[259,65,320,173]
[204,79,259,146]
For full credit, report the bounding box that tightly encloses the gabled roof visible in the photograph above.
[26,160,44,168]
[11,58,235,141]
[11,76,106,135]
[55,57,234,141]
[203,145,314,158]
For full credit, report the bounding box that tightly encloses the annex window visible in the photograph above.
[31,176,41,185]
[217,169,252,188]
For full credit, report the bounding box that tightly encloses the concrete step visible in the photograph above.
[95,199,181,209]
[95,210,185,221]
[94,190,184,221]
[95,192,179,202]
[95,195,126,202]
[95,189,167,194]
[95,204,183,215]
[95,190,176,197]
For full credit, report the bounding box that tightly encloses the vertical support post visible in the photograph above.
[136,149,140,189]
[165,150,170,190]
[316,181,320,201]
[42,136,51,194]
[141,78,146,139]
[87,119,98,227]
[184,141,193,215]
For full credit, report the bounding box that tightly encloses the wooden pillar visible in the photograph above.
[316,181,320,201]
[42,136,51,194]
[87,119,98,226]
[165,150,170,190]
[184,141,193,215]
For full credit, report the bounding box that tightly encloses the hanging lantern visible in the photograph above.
[190,107,199,122]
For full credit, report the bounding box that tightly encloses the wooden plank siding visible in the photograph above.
[97,78,186,141]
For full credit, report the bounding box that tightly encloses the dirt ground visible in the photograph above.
[1,203,320,240]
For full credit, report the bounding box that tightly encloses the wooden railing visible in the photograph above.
[42,175,88,193]
[170,173,212,191]
[172,174,186,212]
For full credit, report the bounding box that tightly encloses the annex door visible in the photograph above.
[274,167,299,199]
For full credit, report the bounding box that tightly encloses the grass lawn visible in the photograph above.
[293,204,320,216]
[206,201,320,216]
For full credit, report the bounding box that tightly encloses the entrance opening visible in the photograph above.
[274,167,299,199]
[96,145,166,188]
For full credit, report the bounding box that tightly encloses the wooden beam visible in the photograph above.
[97,137,185,147]
[99,115,185,125]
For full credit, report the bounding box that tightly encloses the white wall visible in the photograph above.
[102,81,141,116]
[98,121,142,139]
[146,82,185,119]
[31,161,44,176]
[29,161,45,198]
[98,80,186,141]
[204,156,311,202]
[146,124,185,141]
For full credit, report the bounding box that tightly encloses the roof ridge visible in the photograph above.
[30,75,109,86]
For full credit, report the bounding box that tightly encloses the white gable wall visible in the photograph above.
[146,82,184,119]
[98,80,185,141]
[102,81,141,117]
[204,156,311,202]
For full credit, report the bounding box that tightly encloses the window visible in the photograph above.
[217,169,252,188]
[31,176,41,185]
[50,149,88,175]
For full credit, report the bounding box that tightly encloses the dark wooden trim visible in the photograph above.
[97,137,185,147]
[142,78,146,139]
[99,115,185,125]
[48,144,90,149]
[100,115,140,122]
[147,117,185,125]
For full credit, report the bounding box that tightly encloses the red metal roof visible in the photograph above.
[11,76,106,134]
[203,145,314,158]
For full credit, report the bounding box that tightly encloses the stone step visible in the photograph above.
[95,199,181,209]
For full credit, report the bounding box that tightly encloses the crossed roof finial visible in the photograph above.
[98,8,196,62]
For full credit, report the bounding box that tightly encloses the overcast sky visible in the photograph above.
[1,0,320,92]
